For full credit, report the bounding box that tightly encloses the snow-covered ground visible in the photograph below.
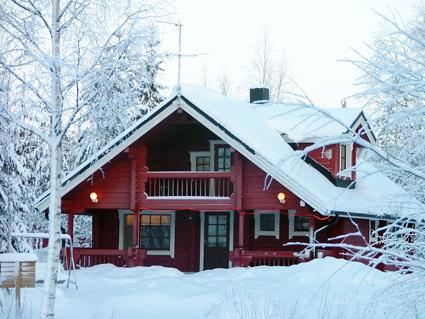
[5,257,419,319]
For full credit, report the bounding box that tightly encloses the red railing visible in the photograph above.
[73,249,129,267]
[230,249,303,267]
[144,171,234,198]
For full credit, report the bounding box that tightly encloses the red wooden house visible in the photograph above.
[35,85,406,271]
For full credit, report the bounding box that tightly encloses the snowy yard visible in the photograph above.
[4,257,417,319]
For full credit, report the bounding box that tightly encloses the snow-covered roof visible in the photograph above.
[259,104,367,142]
[34,84,417,219]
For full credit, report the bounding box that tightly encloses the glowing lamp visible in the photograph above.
[90,192,98,203]
[277,192,286,204]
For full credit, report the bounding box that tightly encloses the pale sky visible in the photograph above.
[159,0,417,107]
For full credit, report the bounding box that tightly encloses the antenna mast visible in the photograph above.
[177,21,182,94]
[158,21,208,96]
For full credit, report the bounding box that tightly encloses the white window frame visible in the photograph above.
[339,143,353,177]
[139,210,176,258]
[118,209,133,249]
[369,219,380,243]
[288,210,309,239]
[254,210,280,239]
[189,151,211,171]
[209,140,229,171]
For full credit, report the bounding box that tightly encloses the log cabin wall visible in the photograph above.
[142,210,200,272]
[63,153,132,211]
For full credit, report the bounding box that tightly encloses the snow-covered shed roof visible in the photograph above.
[35,84,416,219]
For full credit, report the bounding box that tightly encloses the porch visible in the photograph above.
[64,209,320,271]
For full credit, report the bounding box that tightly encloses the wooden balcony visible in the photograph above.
[140,171,241,210]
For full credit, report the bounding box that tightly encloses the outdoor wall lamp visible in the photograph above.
[90,192,98,203]
[277,192,286,204]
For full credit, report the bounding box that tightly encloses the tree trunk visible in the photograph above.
[41,144,63,318]
[41,0,63,318]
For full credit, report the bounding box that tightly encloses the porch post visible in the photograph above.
[238,212,245,248]
[231,211,245,267]
[67,212,74,242]
[132,209,139,247]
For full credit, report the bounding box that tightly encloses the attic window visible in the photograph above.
[339,144,352,177]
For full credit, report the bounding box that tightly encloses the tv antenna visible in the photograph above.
[158,21,208,94]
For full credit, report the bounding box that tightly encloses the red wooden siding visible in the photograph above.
[63,153,132,212]
[143,211,200,272]
[92,210,119,249]
[241,158,310,212]
[297,143,340,177]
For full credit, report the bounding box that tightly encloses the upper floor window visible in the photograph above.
[215,145,232,171]
[190,151,211,171]
[339,144,352,177]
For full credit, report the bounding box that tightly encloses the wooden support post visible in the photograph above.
[68,212,74,241]
[132,209,139,247]
[238,211,245,248]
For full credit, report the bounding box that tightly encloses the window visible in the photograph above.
[339,144,352,177]
[139,211,175,257]
[294,216,309,232]
[190,151,211,171]
[215,145,232,172]
[340,145,347,171]
[288,210,310,239]
[369,220,379,243]
[254,211,280,239]
[196,156,210,171]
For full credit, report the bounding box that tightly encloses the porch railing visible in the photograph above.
[230,249,303,267]
[73,249,128,267]
[144,171,234,198]
[71,248,147,268]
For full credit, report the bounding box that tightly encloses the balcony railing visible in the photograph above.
[144,171,234,198]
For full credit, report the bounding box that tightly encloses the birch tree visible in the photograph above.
[0,1,165,317]
[250,30,288,101]
[280,7,425,314]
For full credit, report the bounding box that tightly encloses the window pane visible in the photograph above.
[161,226,170,237]
[208,215,217,224]
[150,215,161,225]
[217,236,226,247]
[260,214,275,231]
[218,147,224,156]
[294,216,309,231]
[141,215,150,225]
[218,158,224,169]
[208,225,217,235]
[162,237,170,250]
[218,225,227,235]
[217,215,227,224]
[208,236,216,247]
[125,214,134,226]
[161,215,171,225]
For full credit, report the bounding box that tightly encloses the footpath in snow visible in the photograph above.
[6,257,417,319]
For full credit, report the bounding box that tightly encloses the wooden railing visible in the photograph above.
[71,248,147,268]
[73,249,128,267]
[230,249,303,267]
[144,171,234,198]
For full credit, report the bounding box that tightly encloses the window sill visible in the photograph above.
[288,231,309,239]
[255,231,279,239]
[146,250,174,258]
